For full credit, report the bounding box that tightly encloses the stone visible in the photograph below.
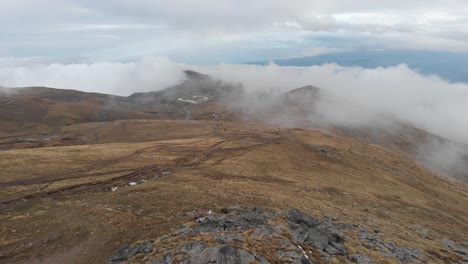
[321,255,333,263]
[106,207,406,264]
[174,226,195,237]
[241,211,266,227]
[417,228,429,239]
[301,256,313,264]
[214,233,245,244]
[324,245,343,255]
[287,208,321,227]
[394,246,421,263]
[442,239,468,255]
[178,241,207,255]
[304,226,332,250]
[278,239,294,248]
[251,225,275,239]
[287,209,346,255]
[198,218,223,232]
[359,230,421,263]
[350,253,374,264]
[275,249,306,263]
[108,242,154,264]
[337,222,358,231]
[151,252,172,264]
[178,245,265,264]
[224,205,246,214]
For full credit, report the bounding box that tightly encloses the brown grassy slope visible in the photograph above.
[0,87,234,150]
[0,118,223,149]
[0,121,467,264]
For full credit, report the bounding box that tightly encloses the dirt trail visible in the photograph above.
[0,145,160,188]
[0,140,230,206]
[0,100,16,107]
[0,135,276,208]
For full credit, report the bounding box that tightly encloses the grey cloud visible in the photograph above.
[0,0,467,58]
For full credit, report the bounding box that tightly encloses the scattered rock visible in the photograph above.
[183,244,263,264]
[441,239,468,255]
[178,241,207,255]
[111,208,345,263]
[337,222,359,231]
[349,253,374,264]
[275,249,302,262]
[287,208,346,255]
[108,207,433,264]
[359,230,421,263]
[287,208,321,227]
[214,233,245,244]
[220,205,246,214]
[306,145,339,159]
[417,229,429,239]
[108,242,154,264]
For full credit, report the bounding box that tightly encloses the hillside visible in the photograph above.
[0,71,239,149]
[0,71,467,264]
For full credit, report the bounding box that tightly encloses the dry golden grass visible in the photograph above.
[0,120,467,264]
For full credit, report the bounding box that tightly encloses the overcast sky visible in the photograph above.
[1,0,467,63]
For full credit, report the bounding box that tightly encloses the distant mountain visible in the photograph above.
[249,50,468,83]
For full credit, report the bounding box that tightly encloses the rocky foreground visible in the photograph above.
[107,207,467,264]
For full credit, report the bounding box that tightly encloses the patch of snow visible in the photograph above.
[178,98,198,104]
[128,182,137,187]
[111,187,119,192]
[178,95,213,104]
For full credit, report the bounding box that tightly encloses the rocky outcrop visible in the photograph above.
[108,242,154,264]
[108,207,346,263]
[108,207,427,264]
[287,208,346,255]
[358,231,421,263]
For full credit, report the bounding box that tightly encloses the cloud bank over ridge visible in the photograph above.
[1,56,468,147]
